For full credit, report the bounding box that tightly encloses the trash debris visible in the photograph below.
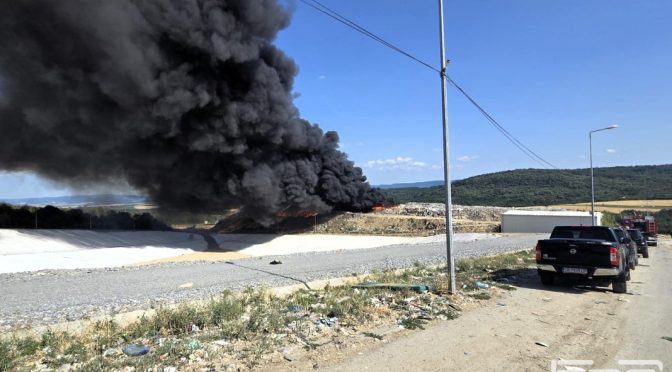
[542,297,552,302]
[535,342,549,348]
[164,367,177,372]
[617,297,630,302]
[288,305,304,313]
[179,282,194,288]
[496,302,507,307]
[186,339,201,350]
[351,282,430,294]
[122,344,150,356]
[607,312,616,316]
[475,281,489,289]
[270,260,283,265]
[662,336,672,342]
[186,324,200,333]
[594,300,607,304]
[314,317,338,327]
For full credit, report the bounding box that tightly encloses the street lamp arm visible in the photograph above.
[590,125,619,134]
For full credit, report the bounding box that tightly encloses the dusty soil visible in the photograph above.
[308,236,672,371]
[549,199,672,213]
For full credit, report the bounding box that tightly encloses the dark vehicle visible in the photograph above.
[536,226,631,293]
[627,228,649,258]
[622,215,658,246]
[613,227,638,269]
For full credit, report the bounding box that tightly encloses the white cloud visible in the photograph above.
[457,155,477,162]
[607,149,617,154]
[366,156,430,171]
[318,75,327,80]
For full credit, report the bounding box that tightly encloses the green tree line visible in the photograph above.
[385,164,672,206]
[0,204,169,230]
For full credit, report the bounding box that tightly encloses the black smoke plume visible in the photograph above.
[0,0,389,225]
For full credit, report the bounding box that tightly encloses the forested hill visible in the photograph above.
[384,164,672,206]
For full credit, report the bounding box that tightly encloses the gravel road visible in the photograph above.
[0,233,543,330]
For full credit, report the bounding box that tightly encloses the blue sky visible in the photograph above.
[1,0,671,198]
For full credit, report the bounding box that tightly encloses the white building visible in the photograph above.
[501,210,602,234]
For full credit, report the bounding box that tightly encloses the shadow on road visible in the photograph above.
[489,267,620,294]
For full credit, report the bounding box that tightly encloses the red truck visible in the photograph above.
[621,215,658,246]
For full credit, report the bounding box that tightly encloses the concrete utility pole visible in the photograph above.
[438,0,456,294]
[589,124,618,225]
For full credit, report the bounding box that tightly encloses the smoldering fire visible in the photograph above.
[0,0,389,225]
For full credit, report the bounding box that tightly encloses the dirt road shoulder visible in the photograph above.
[327,240,672,371]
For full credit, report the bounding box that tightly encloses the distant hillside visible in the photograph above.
[384,164,672,206]
[376,180,444,189]
[0,194,146,207]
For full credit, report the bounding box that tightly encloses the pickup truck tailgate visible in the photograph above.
[538,239,614,267]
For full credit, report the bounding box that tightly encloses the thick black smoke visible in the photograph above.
[0,0,388,225]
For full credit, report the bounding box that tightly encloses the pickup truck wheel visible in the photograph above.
[643,247,649,258]
[539,271,555,286]
[613,276,627,294]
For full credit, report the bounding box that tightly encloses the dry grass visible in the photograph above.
[549,199,672,213]
[2,250,535,371]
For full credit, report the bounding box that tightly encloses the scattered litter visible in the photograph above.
[662,336,672,342]
[475,281,489,289]
[607,312,616,316]
[288,305,304,313]
[496,302,507,307]
[187,324,200,333]
[542,297,552,302]
[617,297,630,303]
[580,330,593,335]
[351,282,430,294]
[179,282,194,288]
[163,367,177,372]
[186,339,201,350]
[535,342,549,348]
[594,300,607,304]
[122,344,150,356]
[584,317,591,321]
[314,317,338,327]
[270,260,283,265]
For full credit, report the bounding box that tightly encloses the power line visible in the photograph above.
[446,77,558,169]
[299,0,558,169]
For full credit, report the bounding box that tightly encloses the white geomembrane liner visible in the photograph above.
[0,229,499,274]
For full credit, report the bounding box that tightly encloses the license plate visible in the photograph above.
[562,267,588,275]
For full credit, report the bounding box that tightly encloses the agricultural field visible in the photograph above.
[549,199,672,213]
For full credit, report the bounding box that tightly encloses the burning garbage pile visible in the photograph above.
[0,0,389,227]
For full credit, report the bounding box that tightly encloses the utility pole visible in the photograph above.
[589,125,618,225]
[438,0,456,294]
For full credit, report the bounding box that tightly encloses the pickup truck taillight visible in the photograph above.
[535,243,541,262]
[609,246,619,266]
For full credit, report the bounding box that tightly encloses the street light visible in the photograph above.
[589,124,619,225]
